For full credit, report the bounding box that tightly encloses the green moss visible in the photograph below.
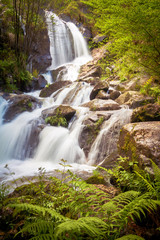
[86,175,106,185]
[27,102,32,108]
[122,132,139,162]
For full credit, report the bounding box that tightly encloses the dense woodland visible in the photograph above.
[0,0,160,239]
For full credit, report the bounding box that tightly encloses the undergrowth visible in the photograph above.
[1,159,160,240]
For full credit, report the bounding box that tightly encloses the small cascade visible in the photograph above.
[35,108,88,164]
[88,108,133,165]
[0,110,42,162]
[0,97,8,125]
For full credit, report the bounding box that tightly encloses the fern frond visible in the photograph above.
[113,192,160,224]
[18,220,54,236]
[8,203,66,221]
[54,217,108,239]
[134,169,155,194]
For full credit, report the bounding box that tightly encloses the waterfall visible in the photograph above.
[45,11,92,80]
[0,11,132,180]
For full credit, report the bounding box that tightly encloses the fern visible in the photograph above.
[134,165,155,194]
[18,220,54,236]
[8,203,66,221]
[54,217,108,240]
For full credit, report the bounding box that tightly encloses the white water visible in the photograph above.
[0,12,132,181]
[0,97,8,125]
[88,108,132,165]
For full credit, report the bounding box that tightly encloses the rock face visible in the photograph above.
[90,81,109,100]
[119,122,160,167]
[39,81,72,97]
[116,91,154,108]
[131,104,160,122]
[4,94,42,122]
[29,26,52,74]
[82,99,121,111]
[42,105,76,122]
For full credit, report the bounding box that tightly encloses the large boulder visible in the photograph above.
[4,94,42,122]
[42,105,76,123]
[39,81,72,98]
[82,99,121,111]
[131,104,160,122]
[116,91,154,108]
[118,122,160,167]
[90,81,109,100]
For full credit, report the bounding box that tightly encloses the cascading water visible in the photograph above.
[45,11,91,71]
[0,11,132,180]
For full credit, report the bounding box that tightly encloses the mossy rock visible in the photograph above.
[86,175,106,185]
[131,103,160,122]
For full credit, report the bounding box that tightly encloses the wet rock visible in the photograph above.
[118,122,160,167]
[29,22,52,74]
[39,81,72,98]
[96,90,110,100]
[79,113,109,157]
[4,94,42,122]
[116,91,154,108]
[78,65,102,81]
[42,105,76,122]
[28,75,47,91]
[63,82,83,104]
[131,104,160,122]
[51,66,68,81]
[78,77,100,85]
[82,99,121,111]
[90,81,109,100]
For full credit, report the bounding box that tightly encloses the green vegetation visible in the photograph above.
[81,0,160,78]
[45,109,68,127]
[1,159,160,239]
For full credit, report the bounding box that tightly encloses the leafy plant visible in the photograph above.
[45,109,68,127]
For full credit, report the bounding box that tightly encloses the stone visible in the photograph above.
[93,34,108,44]
[51,66,68,81]
[42,105,76,122]
[78,65,102,81]
[90,81,109,100]
[29,23,52,74]
[4,94,42,122]
[110,90,121,100]
[131,104,160,122]
[39,81,72,98]
[116,91,154,108]
[96,90,110,100]
[79,113,109,157]
[82,99,121,111]
[118,122,160,167]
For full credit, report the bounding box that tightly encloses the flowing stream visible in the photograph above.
[0,12,132,180]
